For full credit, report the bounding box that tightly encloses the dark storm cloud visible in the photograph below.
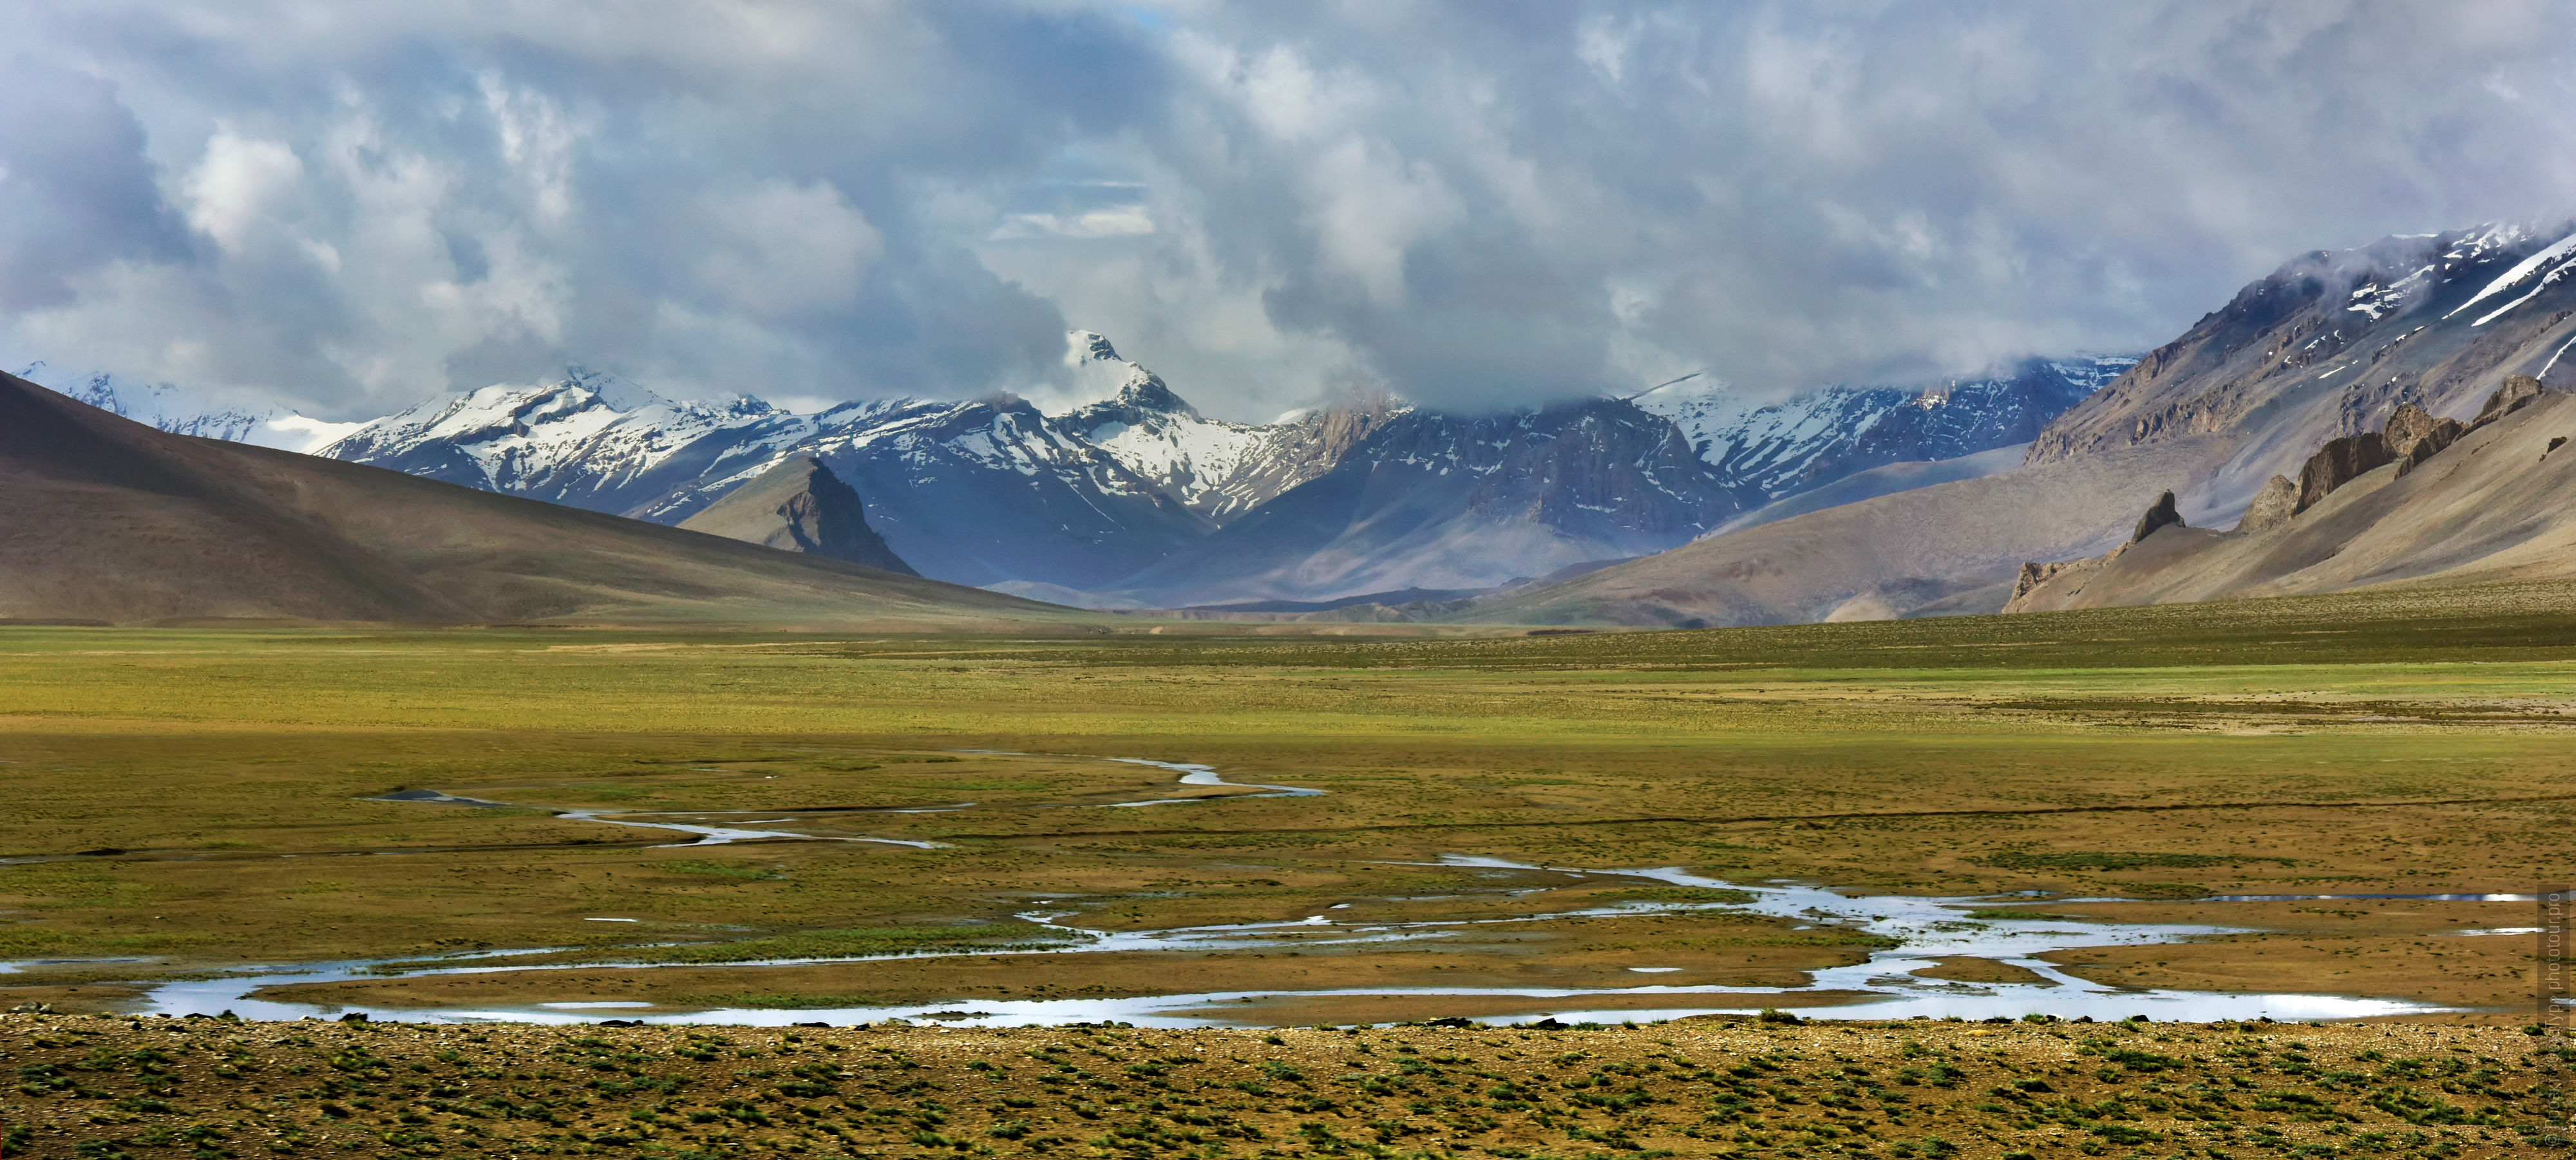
[3,2,2573,418]
[0,58,193,312]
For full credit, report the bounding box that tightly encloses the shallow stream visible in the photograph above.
[8,762,2477,1027]
[46,855,2459,1028]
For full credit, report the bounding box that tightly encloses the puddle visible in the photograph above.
[1101,758,1325,806]
[373,789,515,808]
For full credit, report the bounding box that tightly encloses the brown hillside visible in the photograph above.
[2007,389,2576,612]
[0,371,1061,627]
[1461,438,2219,627]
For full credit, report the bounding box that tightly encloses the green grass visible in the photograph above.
[608,925,1081,966]
[663,861,784,881]
[1591,886,1756,905]
[3,581,2575,1013]
[1974,851,2300,872]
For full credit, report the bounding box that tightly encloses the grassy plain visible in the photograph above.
[3,1013,2564,1159]
[3,581,2575,1025]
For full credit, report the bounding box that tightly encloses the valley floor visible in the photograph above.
[4,583,2576,1069]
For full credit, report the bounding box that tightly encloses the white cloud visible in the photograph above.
[990,205,1156,239]
[5,1,2576,422]
[183,130,303,252]
[694,180,883,320]
[1305,138,1463,306]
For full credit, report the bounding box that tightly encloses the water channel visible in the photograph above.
[6,762,2476,1027]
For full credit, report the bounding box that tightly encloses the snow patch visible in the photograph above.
[2446,229,2576,324]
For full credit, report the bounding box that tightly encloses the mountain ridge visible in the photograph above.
[32,332,2121,607]
[1470,221,2576,628]
[0,369,1057,628]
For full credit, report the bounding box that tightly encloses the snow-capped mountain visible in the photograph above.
[761,393,1211,588]
[2026,221,2576,521]
[1054,333,1384,523]
[19,330,2116,604]
[318,367,812,518]
[1110,397,1760,604]
[10,362,365,453]
[1634,356,2135,498]
[322,361,1212,588]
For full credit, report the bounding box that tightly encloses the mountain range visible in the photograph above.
[1478,221,2576,626]
[38,219,2571,631]
[0,368,1055,628]
[23,338,2129,609]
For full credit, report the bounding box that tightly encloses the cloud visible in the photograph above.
[693,180,883,321]
[0,57,192,312]
[1,2,2573,420]
[183,131,304,253]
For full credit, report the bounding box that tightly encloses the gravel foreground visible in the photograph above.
[0,1013,2561,1159]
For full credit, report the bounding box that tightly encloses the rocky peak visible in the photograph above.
[676,455,915,575]
[2472,374,2548,427]
[1069,330,1122,365]
[2130,491,2185,542]
[2235,476,2298,533]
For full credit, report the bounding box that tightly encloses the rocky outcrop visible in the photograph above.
[677,456,917,574]
[2006,491,2184,611]
[2009,559,2083,605]
[2286,383,2530,514]
[2130,491,2185,542]
[2292,434,2394,515]
[2383,403,2465,478]
[2471,374,2548,429]
[1984,386,2576,617]
[2235,475,2298,532]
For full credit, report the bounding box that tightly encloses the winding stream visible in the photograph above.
[71,856,2454,1028]
[8,762,2477,1027]
[367,755,1321,849]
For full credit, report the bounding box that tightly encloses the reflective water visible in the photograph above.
[547,809,949,850]
[1101,758,1327,806]
[27,761,2492,1027]
[59,856,2453,1027]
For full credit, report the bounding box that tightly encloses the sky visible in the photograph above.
[3,1,2573,422]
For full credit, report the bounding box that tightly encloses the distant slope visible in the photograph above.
[0,371,1059,627]
[1707,444,2029,536]
[1457,439,2217,628]
[1474,222,2576,630]
[2006,388,2576,612]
